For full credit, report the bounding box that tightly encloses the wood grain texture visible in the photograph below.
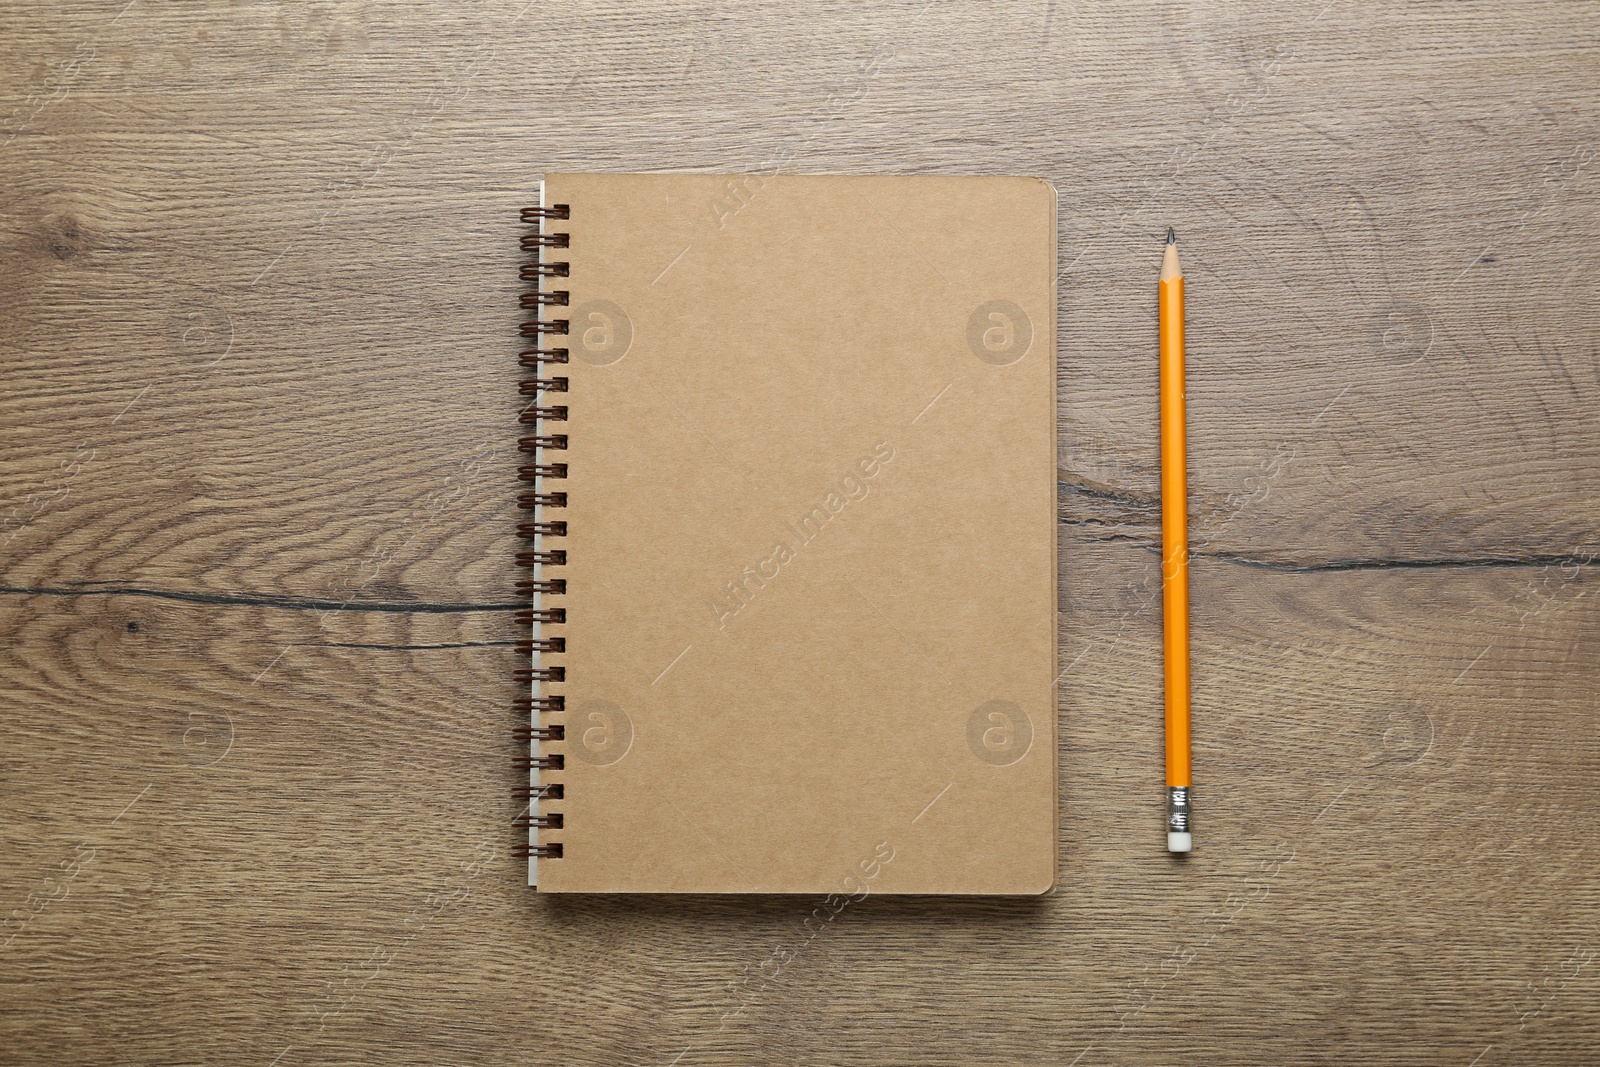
[2,0,1597,1064]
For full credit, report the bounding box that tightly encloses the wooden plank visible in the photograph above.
[0,554,1593,1064]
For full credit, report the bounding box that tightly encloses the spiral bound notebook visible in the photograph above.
[516,172,1058,894]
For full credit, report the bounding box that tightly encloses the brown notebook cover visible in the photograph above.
[518,172,1057,893]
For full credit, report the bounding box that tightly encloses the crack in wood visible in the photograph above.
[1061,543,1597,573]
[0,584,521,614]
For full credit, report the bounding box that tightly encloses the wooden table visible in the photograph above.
[3,2,1596,1064]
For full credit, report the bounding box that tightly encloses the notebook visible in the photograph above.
[516,172,1057,894]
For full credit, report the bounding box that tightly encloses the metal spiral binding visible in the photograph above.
[514,202,570,862]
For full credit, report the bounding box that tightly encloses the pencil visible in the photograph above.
[1159,227,1193,854]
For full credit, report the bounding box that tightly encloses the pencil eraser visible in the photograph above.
[1167,832,1192,853]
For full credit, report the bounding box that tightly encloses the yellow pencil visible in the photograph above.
[1159,227,1193,854]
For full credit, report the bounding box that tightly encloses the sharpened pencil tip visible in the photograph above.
[1160,237,1181,280]
[1166,226,1176,245]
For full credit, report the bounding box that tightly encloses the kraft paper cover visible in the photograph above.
[533,172,1057,894]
